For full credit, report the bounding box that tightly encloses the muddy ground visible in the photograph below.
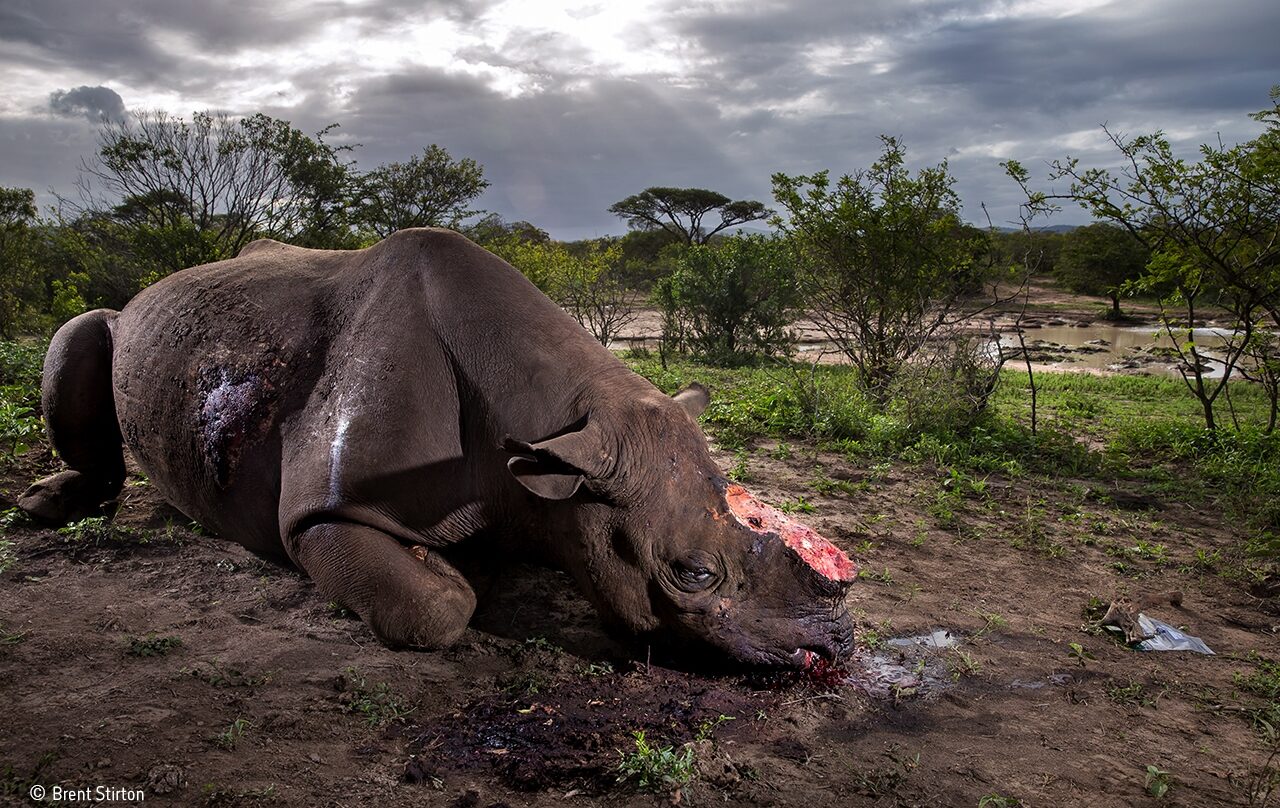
[1,436,1277,807]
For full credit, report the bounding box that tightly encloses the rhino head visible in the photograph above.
[504,384,856,668]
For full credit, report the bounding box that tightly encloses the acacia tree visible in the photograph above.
[608,187,771,245]
[1055,222,1149,319]
[1006,88,1280,431]
[772,136,997,401]
[355,145,488,237]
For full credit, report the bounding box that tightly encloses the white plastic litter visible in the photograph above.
[1109,614,1214,654]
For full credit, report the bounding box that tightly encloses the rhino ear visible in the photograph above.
[672,382,709,418]
[504,419,612,501]
[507,456,583,500]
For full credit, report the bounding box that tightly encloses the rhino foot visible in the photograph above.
[18,470,116,525]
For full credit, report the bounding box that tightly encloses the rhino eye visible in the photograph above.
[672,559,717,591]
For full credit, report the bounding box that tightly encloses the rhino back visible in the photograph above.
[109,229,651,556]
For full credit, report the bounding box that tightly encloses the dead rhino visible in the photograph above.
[21,228,856,667]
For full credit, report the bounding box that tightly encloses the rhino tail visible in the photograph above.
[18,309,126,524]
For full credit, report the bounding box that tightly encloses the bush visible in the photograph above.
[488,238,635,346]
[887,336,1005,436]
[772,137,999,400]
[0,341,44,391]
[656,235,798,365]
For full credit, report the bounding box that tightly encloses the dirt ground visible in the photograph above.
[1,435,1277,807]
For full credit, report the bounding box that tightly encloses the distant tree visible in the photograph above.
[988,228,1063,277]
[554,240,636,347]
[608,187,771,246]
[615,228,684,290]
[0,187,39,336]
[486,237,570,294]
[286,124,363,249]
[1054,222,1149,319]
[78,110,357,279]
[488,238,635,346]
[464,212,548,246]
[356,145,488,237]
[773,137,997,400]
[38,212,141,312]
[656,235,799,364]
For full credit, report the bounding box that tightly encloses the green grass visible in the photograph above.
[623,354,1280,586]
[339,667,414,726]
[212,717,253,750]
[0,340,1274,592]
[1235,653,1280,702]
[55,516,153,547]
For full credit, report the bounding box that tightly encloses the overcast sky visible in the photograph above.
[1,0,1277,240]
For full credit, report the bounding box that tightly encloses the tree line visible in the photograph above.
[0,111,488,334]
[2,89,1278,436]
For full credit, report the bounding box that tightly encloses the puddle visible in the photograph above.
[839,629,963,699]
[1010,673,1073,690]
[886,629,961,650]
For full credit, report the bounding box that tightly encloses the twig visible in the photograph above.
[782,693,844,706]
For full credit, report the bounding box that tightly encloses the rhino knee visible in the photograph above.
[288,521,476,649]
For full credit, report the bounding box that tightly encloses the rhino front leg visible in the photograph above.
[289,522,476,649]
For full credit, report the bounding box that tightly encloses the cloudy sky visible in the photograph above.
[1,0,1277,240]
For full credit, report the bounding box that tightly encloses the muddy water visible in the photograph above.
[841,629,960,699]
[997,323,1241,378]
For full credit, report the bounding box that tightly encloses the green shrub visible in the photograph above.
[126,634,182,658]
[656,235,798,365]
[0,401,40,459]
[0,340,44,397]
[616,730,695,792]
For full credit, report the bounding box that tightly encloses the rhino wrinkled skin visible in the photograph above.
[20,228,855,668]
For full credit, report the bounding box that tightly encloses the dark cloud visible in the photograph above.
[48,85,126,123]
[2,0,1278,235]
[0,115,98,205]
[0,0,496,88]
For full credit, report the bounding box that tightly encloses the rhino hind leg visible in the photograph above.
[19,309,126,524]
[290,522,477,649]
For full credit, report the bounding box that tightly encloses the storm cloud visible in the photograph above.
[48,85,126,123]
[1,0,1277,237]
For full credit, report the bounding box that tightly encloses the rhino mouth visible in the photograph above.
[732,612,855,670]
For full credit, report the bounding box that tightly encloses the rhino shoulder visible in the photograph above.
[237,238,294,258]
[376,227,479,255]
